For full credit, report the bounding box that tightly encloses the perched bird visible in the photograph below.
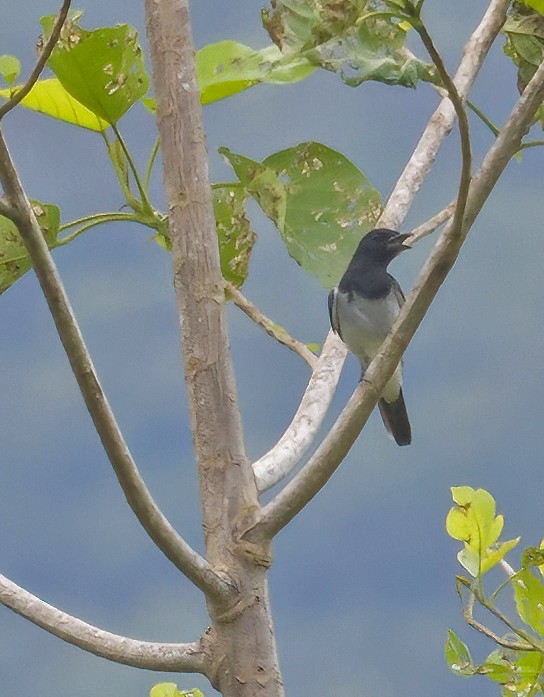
[328,228,412,446]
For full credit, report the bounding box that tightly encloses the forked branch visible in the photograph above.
[0,130,230,602]
[246,59,544,541]
[250,0,510,492]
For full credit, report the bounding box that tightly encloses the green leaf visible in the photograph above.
[197,41,314,105]
[263,0,436,88]
[0,78,109,131]
[213,185,256,288]
[220,142,382,288]
[481,649,544,695]
[445,630,476,676]
[512,568,544,636]
[521,0,544,14]
[150,685,204,697]
[0,55,21,86]
[503,9,544,125]
[41,15,149,124]
[0,201,60,294]
[446,487,519,577]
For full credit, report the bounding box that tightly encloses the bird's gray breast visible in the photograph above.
[335,288,401,366]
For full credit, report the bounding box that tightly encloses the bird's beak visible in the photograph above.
[391,233,412,251]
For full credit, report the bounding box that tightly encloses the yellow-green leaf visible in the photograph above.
[0,78,108,131]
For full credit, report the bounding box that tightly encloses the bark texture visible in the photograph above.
[144,1,284,694]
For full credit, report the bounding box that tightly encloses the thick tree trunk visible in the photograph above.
[144,1,284,694]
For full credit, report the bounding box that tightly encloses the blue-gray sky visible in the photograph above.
[1,2,543,696]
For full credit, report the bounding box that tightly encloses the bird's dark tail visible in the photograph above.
[378,390,411,446]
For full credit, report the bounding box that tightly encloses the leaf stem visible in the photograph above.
[59,211,140,232]
[467,99,500,137]
[57,213,141,245]
[145,135,161,192]
[111,124,151,211]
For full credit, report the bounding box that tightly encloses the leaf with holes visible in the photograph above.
[41,15,149,124]
[0,202,60,294]
[221,142,382,287]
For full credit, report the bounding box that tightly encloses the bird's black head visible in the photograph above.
[352,228,412,266]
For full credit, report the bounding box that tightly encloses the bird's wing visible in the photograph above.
[389,274,405,308]
[328,288,342,338]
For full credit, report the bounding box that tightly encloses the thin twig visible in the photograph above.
[0,130,231,603]
[0,573,207,672]
[409,12,472,239]
[0,0,72,120]
[111,124,151,212]
[245,57,544,543]
[463,591,535,652]
[406,201,456,245]
[477,590,544,652]
[226,281,318,370]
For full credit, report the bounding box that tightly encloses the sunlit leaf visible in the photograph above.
[220,142,382,287]
[150,684,204,697]
[41,15,149,124]
[521,0,544,14]
[0,55,21,86]
[482,648,544,695]
[0,201,60,294]
[445,630,475,676]
[446,487,519,576]
[0,78,108,131]
[512,568,544,635]
[213,185,256,288]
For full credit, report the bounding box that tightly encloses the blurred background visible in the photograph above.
[0,1,542,695]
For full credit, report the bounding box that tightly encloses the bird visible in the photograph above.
[328,228,412,446]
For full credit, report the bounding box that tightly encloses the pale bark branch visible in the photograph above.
[250,0,509,493]
[0,130,229,602]
[254,332,346,492]
[246,59,544,542]
[0,573,206,672]
[406,201,455,245]
[226,281,318,370]
[145,2,285,693]
[0,0,71,120]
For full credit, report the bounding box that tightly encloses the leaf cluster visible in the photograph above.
[446,487,544,696]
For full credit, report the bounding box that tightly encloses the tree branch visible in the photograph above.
[254,332,347,492]
[246,58,544,542]
[0,130,230,602]
[406,201,456,245]
[463,592,535,653]
[226,281,318,370]
[0,0,71,120]
[0,573,207,672]
[249,0,510,492]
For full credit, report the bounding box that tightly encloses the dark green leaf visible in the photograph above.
[512,568,544,635]
[0,201,60,294]
[213,185,256,288]
[445,630,475,676]
[0,55,21,86]
[503,9,544,128]
[41,15,149,124]
[220,142,382,287]
[263,0,436,88]
[521,547,544,569]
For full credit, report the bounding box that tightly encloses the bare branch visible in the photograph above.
[0,193,16,219]
[246,58,544,542]
[226,281,318,370]
[0,573,206,672]
[254,332,347,492]
[0,130,230,602]
[0,0,71,120]
[406,201,455,245]
[463,592,534,652]
[250,0,510,492]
